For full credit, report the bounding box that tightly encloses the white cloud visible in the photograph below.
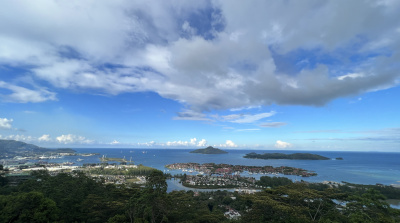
[337,73,365,81]
[197,139,207,147]
[0,81,56,103]
[56,134,93,144]
[0,118,13,130]
[110,140,120,145]
[38,134,51,142]
[0,134,34,142]
[275,140,292,149]
[224,111,276,124]
[166,138,208,147]
[137,141,156,147]
[0,1,399,110]
[218,140,238,148]
[138,138,208,148]
[236,129,260,132]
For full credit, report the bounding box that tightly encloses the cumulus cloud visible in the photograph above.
[0,134,34,142]
[0,1,399,110]
[38,134,51,142]
[137,141,157,147]
[56,134,93,144]
[0,118,13,130]
[218,140,238,148]
[138,138,208,147]
[110,140,120,145]
[166,138,208,147]
[275,140,292,149]
[197,139,207,147]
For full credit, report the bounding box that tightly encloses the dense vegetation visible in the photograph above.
[1,169,399,222]
[244,152,330,160]
[190,146,228,154]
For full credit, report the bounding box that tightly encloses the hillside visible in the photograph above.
[189,146,228,154]
[0,139,75,158]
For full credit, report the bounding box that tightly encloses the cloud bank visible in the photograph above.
[0,0,399,113]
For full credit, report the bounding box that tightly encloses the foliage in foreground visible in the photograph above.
[0,170,399,223]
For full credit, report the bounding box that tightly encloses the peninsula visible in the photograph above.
[190,146,228,154]
[244,152,330,160]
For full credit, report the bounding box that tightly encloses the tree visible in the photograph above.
[0,164,7,187]
[145,170,167,194]
[124,170,169,223]
[0,191,59,222]
[344,189,400,222]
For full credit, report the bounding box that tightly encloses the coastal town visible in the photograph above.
[165,162,317,189]
[166,162,317,177]
[1,159,153,186]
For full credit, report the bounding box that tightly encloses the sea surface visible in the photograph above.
[59,149,400,187]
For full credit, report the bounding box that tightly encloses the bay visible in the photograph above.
[66,148,400,187]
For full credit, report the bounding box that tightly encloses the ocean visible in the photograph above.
[64,148,400,187]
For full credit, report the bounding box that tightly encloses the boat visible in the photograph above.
[77,158,84,162]
[39,154,49,159]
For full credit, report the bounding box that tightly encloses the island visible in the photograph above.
[190,146,228,154]
[244,152,330,160]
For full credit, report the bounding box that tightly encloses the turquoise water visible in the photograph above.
[66,149,400,187]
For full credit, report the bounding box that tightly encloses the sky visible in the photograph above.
[0,0,399,151]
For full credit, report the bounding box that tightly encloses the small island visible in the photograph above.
[244,152,330,160]
[190,146,228,154]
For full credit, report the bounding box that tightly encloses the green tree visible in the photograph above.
[0,164,7,187]
[145,170,167,194]
[344,189,400,222]
[125,170,169,223]
[0,191,59,222]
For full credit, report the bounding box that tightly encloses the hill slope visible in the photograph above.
[0,139,75,158]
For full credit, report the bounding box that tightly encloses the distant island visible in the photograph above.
[244,152,330,160]
[190,146,228,154]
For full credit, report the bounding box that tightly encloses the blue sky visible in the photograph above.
[0,1,399,151]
